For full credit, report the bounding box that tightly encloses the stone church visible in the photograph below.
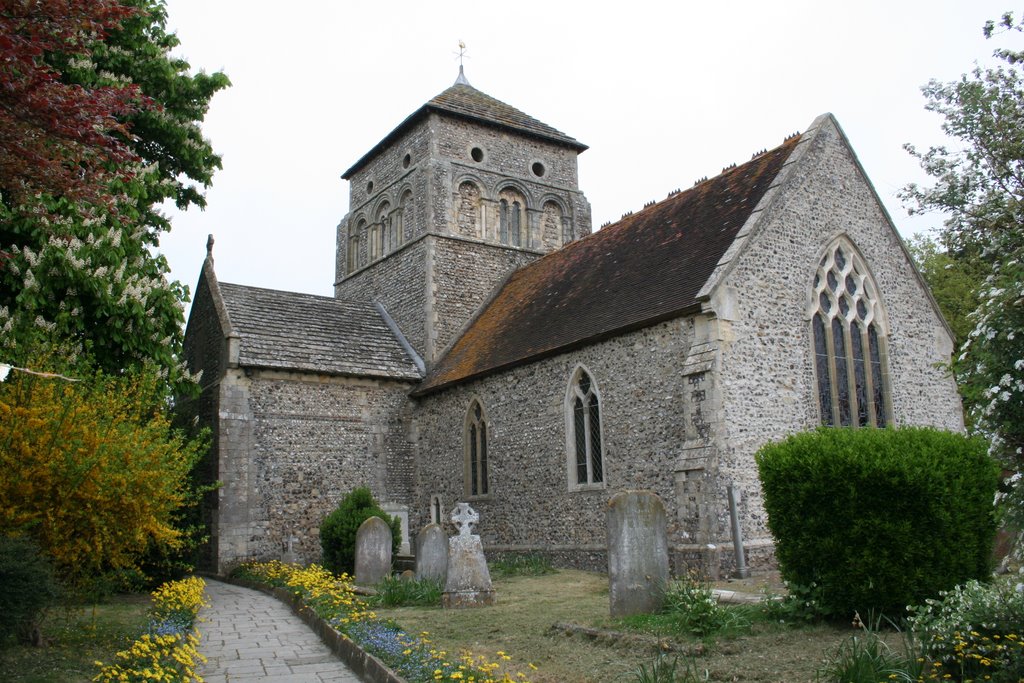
[183,68,964,575]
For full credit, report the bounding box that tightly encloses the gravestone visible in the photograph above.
[607,490,669,617]
[381,501,411,554]
[416,523,448,583]
[354,516,392,587]
[442,503,495,608]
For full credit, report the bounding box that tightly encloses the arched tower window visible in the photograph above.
[811,239,891,427]
[350,219,367,270]
[398,190,413,245]
[498,188,526,247]
[372,203,390,260]
[465,399,489,497]
[347,231,359,273]
[542,200,565,249]
[456,181,481,238]
[567,368,604,487]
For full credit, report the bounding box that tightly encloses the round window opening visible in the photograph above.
[402,153,411,169]
[470,147,484,163]
[531,161,546,177]
[366,180,374,194]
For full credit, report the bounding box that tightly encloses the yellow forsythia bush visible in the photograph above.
[0,369,204,583]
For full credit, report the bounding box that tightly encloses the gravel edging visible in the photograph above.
[214,575,406,683]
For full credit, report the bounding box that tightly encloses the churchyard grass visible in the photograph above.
[0,593,152,682]
[375,568,864,682]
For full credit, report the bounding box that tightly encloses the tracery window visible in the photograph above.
[465,399,489,497]
[811,239,890,427]
[568,368,603,486]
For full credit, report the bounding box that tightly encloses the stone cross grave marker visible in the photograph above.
[355,516,392,587]
[452,502,478,535]
[442,502,495,608]
[607,490,669,617]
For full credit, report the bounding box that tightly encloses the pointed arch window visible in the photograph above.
[465,399,489,497]
[811,240,891,427]
[568,368,604,487]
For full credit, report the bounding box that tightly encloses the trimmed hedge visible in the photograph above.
[319,487,401,576]
[755,427,998,619]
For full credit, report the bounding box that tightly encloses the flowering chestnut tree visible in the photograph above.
[0,0,228,394]
[903,13,1024,539]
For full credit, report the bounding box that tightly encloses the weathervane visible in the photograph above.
[453,41,471,86]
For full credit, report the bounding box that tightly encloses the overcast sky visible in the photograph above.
[159,0,1017,308]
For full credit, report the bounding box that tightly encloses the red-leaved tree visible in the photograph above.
[0,0,145,205]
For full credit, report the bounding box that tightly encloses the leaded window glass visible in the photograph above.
[569,369,604,486]
[466,400,489,496]
[811,240,890,427]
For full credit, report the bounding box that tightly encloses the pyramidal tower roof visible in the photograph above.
[342,69,587,179]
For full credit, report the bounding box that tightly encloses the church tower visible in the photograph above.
[334,68,592,364]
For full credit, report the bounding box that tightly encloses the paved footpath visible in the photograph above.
[198,579,361,683]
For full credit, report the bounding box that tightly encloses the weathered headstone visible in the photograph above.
[442,503,495,608]
[381,501,411,554]
[354,516,392,587]
[607,490,669,617]
[416,523,448,583]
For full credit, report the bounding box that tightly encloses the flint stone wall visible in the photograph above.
[703,116,965,569]
[413,318,696,572]
[211,368,415,573]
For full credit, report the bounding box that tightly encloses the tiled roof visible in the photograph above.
[343,81,586,179]
[415,134,802,395]
[218,283,421,380]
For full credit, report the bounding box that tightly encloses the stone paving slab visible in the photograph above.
[198,579,361,682]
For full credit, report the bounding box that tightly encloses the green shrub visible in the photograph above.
[319,487,400,576]
[907,578,1024,682]
[756,427,998,619]
[0,536,59,644]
